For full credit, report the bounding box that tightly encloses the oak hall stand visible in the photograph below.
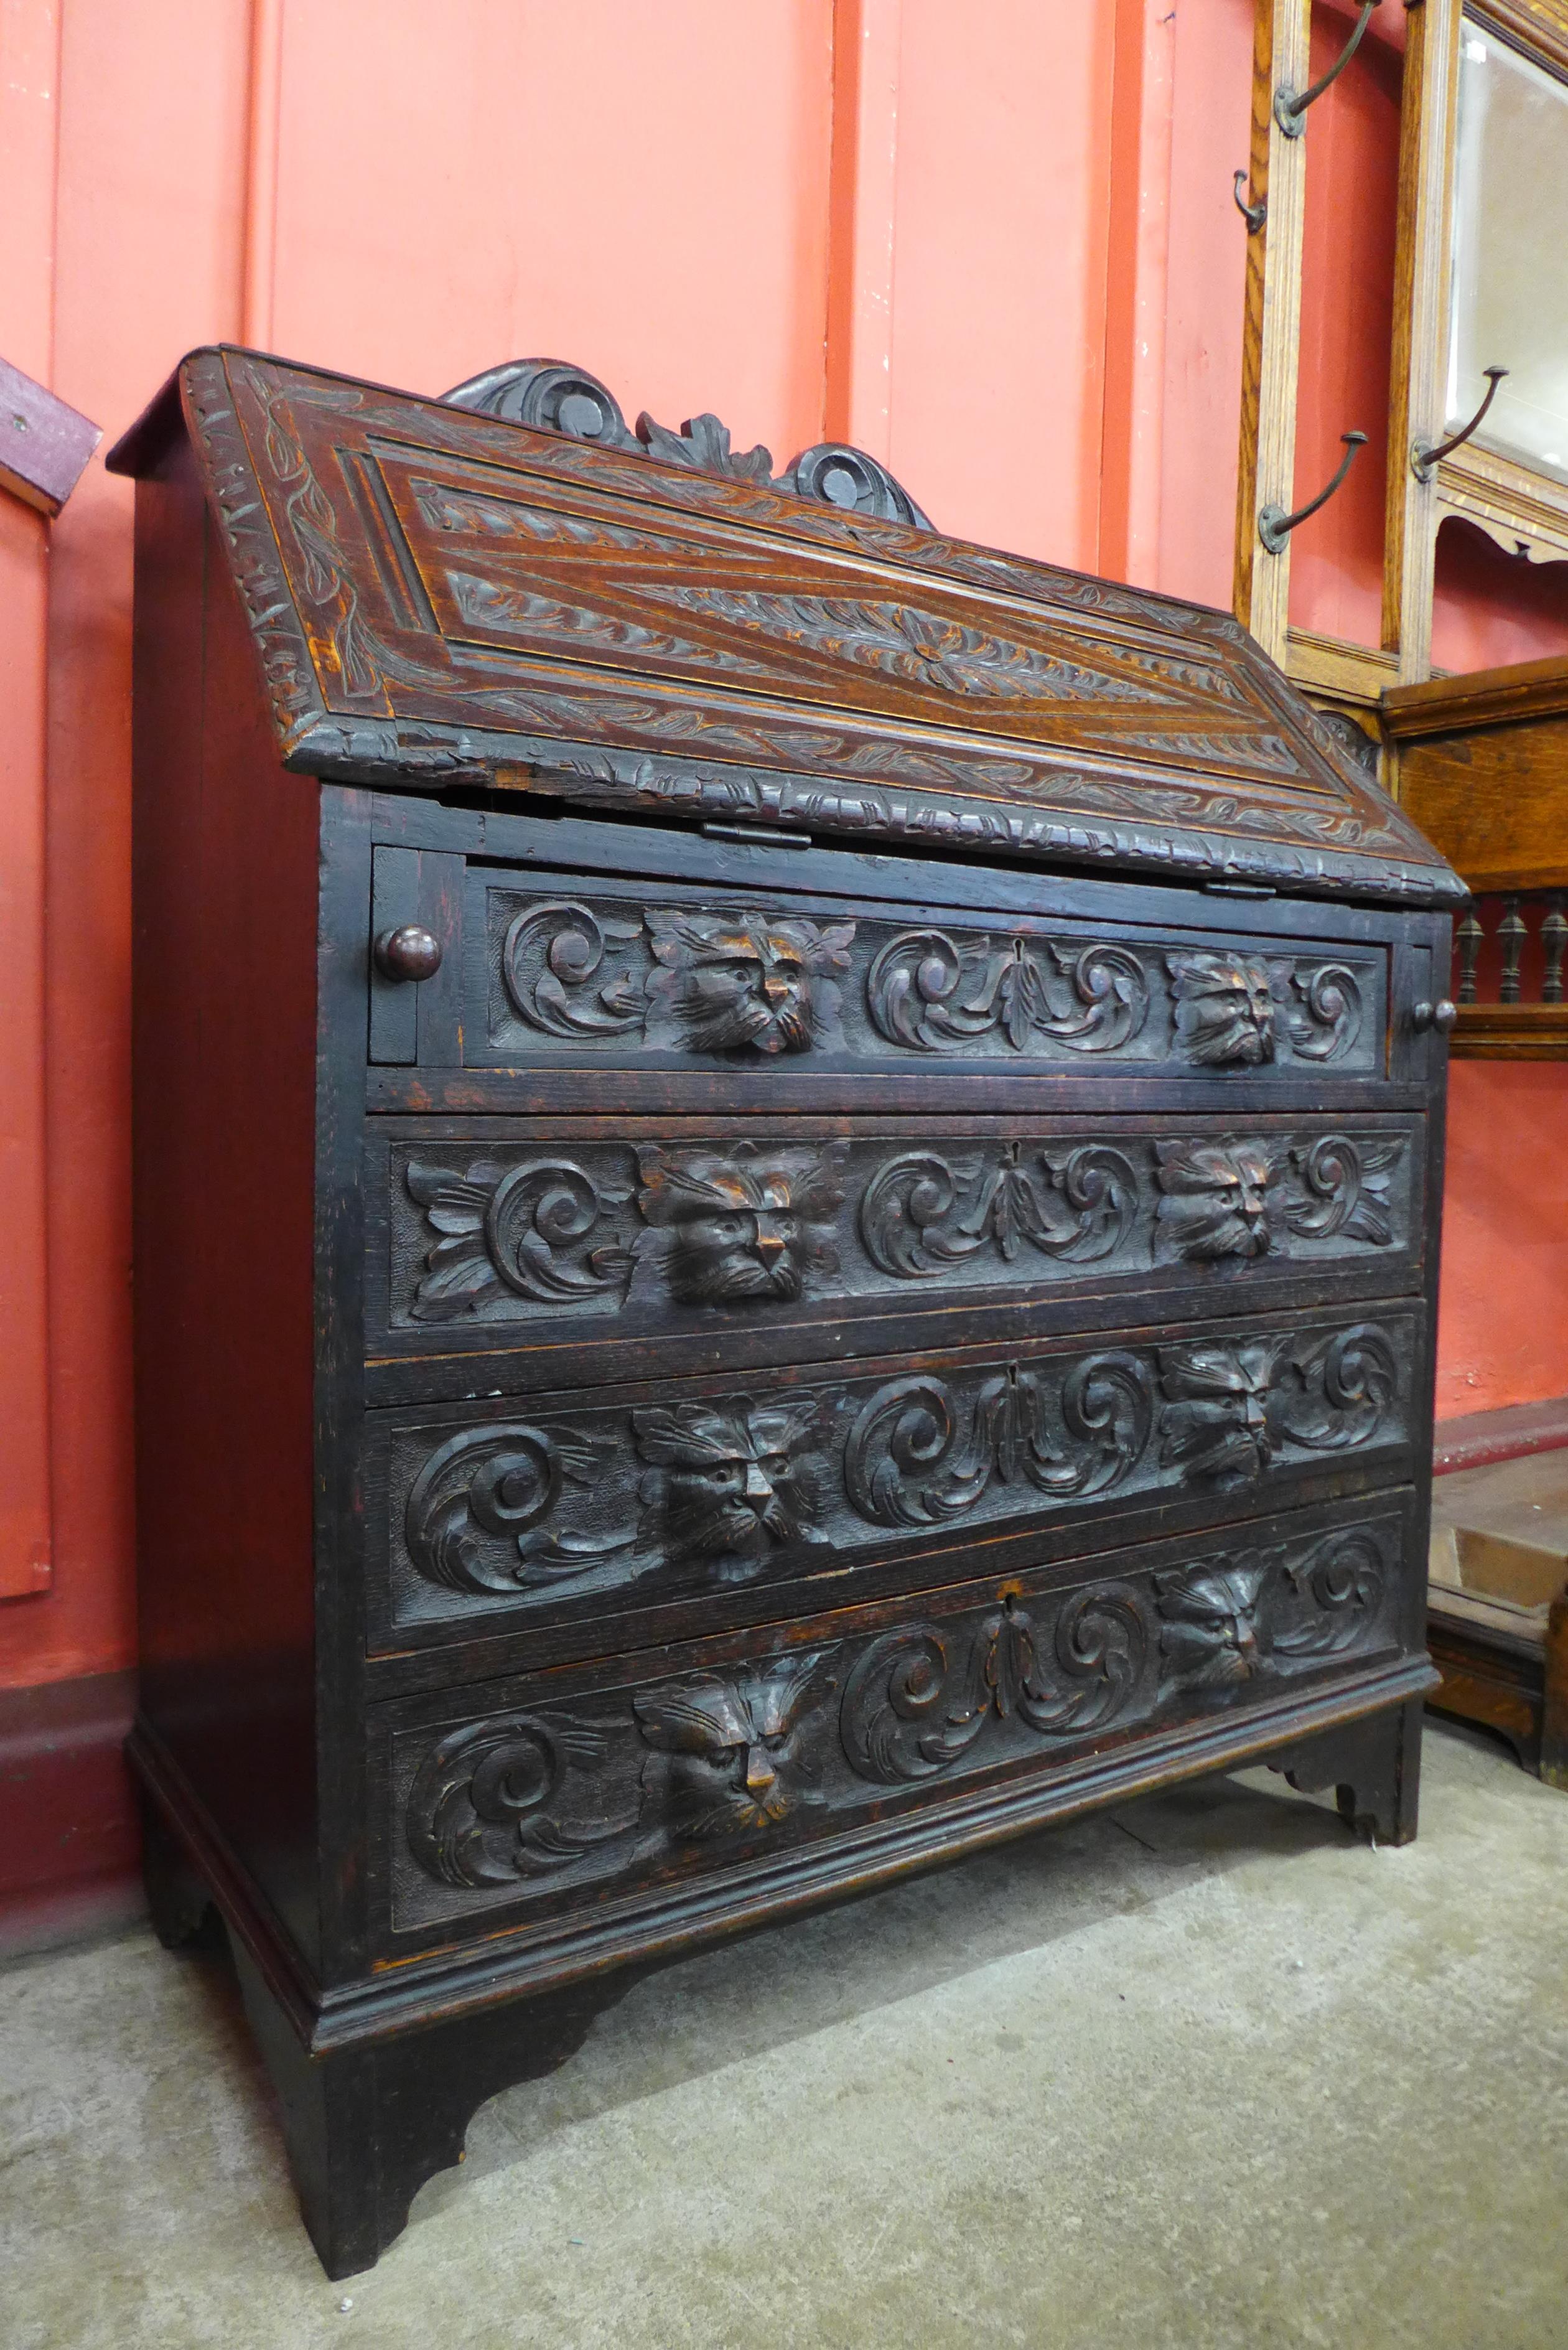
[109,350,1463,2276]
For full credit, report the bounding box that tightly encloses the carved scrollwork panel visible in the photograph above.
[403,1424,633,1596]
[839,1588,1153,1784]
[385,1316,1411,1624]
[857,1145,1139,1276]
[865,929,1150,1055]
[1157,1321,1401,1490]
[405,1713,634,1890]
[388,1125,1412,1331]
[841,1355,1155,1530]
[394,1514,1402,1924]
[480,886,1382,1071]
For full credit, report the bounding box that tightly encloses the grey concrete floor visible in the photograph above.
[2,1717,1566,2350]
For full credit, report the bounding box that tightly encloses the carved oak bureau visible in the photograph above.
[109,348,1464,2277]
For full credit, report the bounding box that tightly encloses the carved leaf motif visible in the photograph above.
[500,901,646,1037]
[636,408,775,482]
[858,1146,1138,1278]
[1286,1135,1402,1247]
[406,1713,632,1889]
[839,1586,1151,1785]
[445,569,772,678]
[634,584,1174,706]
[414,480,681,554]
[403,1424,632,1595]
[866,929,1149,1056]
[1281,1324,1398,1452]
[1016,1588,1149,1734]
[406,1157,633,1320]
[842,1356,1152,1528]
[1282,962,1364,1062]
[1274,1530,1386,1657]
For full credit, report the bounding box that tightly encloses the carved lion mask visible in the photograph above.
[632,1394,821,1575]
[634,1650,839,1841]
[645,910,854,1056]
[637,1141,845,1304]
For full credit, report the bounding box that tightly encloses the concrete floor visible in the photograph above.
[2,1718,1566,2350]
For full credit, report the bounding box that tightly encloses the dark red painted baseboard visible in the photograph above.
[0,1668,144,1955]
[1434,1395,1568,1477]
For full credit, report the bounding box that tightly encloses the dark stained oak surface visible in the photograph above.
[116,345,1458,2280]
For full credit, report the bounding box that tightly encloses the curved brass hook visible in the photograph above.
[1411,367,1509,484]
[1233,169,1267,233]
[1258,433,1368,556]
[1275,0,1381,139]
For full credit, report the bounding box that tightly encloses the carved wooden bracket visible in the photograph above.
[442,357,933,530]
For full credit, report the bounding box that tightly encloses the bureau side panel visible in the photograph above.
[131,467,320,1967]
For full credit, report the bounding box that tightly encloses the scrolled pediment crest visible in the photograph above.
[442,356,933,530]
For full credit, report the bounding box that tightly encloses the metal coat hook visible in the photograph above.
[1233,169,1267,232]
[1275,0,1381,138]
[1259,431,1367,555]
[1411,366,1509,482]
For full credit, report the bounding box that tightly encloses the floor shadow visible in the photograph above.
[411,1762,1353,2220]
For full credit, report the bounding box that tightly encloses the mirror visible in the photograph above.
[1449,20,1568,485]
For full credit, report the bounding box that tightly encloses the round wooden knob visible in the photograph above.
[375,924,442,983]
[1411,998,1457,1033]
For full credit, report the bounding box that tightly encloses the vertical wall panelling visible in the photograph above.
[1157,0,1254,611]
[1233,0,1310,663]
[241,0,284,348]
[265,2,836,466]
[4,0,251,1688]
[1099,0,1175,588]
[824,0,900,457]
[0,0,60,1599]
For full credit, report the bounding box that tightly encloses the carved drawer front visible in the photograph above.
[446,869,1391,1081]
[366,1111,1425,1397]
[375,1489,1420,1945]
[366,1300,1422,1653]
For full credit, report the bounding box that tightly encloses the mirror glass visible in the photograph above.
[1450,20,1568,485]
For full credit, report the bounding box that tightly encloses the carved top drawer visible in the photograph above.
[370,853,1407,1091]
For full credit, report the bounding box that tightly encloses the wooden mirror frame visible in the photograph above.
[1386,0,1568,683]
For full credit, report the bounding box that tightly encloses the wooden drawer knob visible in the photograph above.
[375,924,442,983]
[1411,998,1457,1033]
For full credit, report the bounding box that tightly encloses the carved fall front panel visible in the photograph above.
[386,1505,1408,1932]
[380,1118,1419,1334]
[373,1311,1414,1631]
[199,353,1465,905]
[471,882,1386,1073]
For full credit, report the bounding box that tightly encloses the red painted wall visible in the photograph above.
[1437,1064,1568,1420]
[1,0,1564,1706]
